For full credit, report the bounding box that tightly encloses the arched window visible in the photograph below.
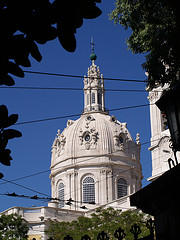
[58,182,64,208]
[92,92,95,104]
[82,176,95,204]
[117,178,127,198]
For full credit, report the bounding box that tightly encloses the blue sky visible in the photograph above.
[0,1,152,212]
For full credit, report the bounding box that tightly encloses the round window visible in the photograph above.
[85,134,90,141]
[112,117,116,122]
[87,116,91,121]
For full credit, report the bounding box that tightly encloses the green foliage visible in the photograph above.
[46,207,151,240]
[0,0,102,172]
[110,0,180,89]
[0,0,102,86]
[0,105,21,177]
[0,213,29,240]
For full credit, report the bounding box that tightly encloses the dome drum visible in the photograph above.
[50,164,142,209]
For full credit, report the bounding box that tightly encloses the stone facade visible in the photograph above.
[147,85,180,181]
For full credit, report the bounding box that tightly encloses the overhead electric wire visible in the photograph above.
[1,178,51,198]
[23,70,146,83]
[0,86,150,92]
[0,137,157,187]
[0,167,135,209]
[0,137,160,201]
[0,136,166,210]
[14,103,152,126]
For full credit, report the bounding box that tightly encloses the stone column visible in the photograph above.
[107,170,113,202]
[100,168,107,205]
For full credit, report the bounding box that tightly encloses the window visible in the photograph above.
[119,136,123,144]
[82,176,95,204]
[92,92,95,104]
[87,94,89,105]
[161,112,168,130]
[58,182,64,208]
[98,92,102,105]
[85,134,90,141]
[117,178,127,198]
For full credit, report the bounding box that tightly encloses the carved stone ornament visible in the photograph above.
[113,129,124,150]
[79,128,98,150]
[52,130,66,157]
[67,119,74,127]
[148,91,159,102]
[136,133,141,145]
[109,115,117,123]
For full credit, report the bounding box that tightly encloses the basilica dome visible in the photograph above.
[49,53,142,211]
[51,112,141,170]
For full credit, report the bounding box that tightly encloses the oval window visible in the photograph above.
[85,134,90,141]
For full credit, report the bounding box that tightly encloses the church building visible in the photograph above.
[147,85,180,181]
[0,48,143,240]
[48,49,142,211]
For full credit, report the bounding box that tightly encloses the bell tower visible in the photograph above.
[83,38,106,114]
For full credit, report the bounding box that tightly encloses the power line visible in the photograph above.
[0,167,136,210]
[24,70,146,83]
[14,103,152,126]
[0,86,149,92]
[0,135,168,210]
[0,137,156,199]
[1,178,50,198]
[0,137,158,188]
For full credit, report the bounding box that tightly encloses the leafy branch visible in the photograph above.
[0,0,102,176]
[0,105,22,178]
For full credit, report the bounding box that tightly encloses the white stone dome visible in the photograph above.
[51,112,141,169]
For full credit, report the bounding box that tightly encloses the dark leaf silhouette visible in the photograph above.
[29,40,42,62]
[0,135,8,150]
[0,105,8,128]
[57,23,76,52]
[3,114,19,128]
[7,61,24,78]
[82,5,102,19]
[0,106,19,129]
[0,0,101,177]
[3,129,22,140]
[0,173,4,179]
[0,0,102,85]
[3,75,15,86]
[0,149,12,166]
[0,105,21,172]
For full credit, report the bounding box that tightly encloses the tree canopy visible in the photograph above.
[0,0,102,175]
[0,0,102,86]
[110,0,180,89]
[46,207,151,240]
[0,213,29,239]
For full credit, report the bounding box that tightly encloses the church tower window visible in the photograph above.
[82,176,95,204]
[92,92,95,104]
[58,182,65,208]
[87,94,89,105]
[117,178,127,198]
[98,92,102,105]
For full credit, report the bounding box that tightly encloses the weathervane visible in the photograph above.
[90,37,97,61]
[91,37,95,53]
